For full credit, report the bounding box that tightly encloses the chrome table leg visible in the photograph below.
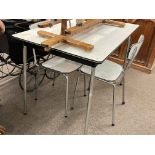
[84,73,86,96]
[23,45,27,115]
[63,74,69,118]
[34,74,38,101]
[84,67,95,134]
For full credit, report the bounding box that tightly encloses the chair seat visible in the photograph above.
[81,60,123,82]
[42,56,82,73]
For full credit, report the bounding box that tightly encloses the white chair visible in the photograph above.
[72,35,144,126]
[42,56,82,117]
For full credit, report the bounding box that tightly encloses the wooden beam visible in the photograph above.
[63,37,94,51]
[61,19,68,35]
[37,30,57,38]
[104,20,125,27]
[37,30,94,51]
[65,19,103,35]
[41,35,64,47]
[38,21,53,28]
[38,20,62,28]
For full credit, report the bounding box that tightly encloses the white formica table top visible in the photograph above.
[13,21,139,63]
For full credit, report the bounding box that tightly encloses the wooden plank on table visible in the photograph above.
[64,37,94,51]
[104,20,125,27]
[38,20,62,28]
[65,19,103,35]
[37,30,57,38]
[38,21,53,28]
[41,35,63,47]
[37,30,94,51]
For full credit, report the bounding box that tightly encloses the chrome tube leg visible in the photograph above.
[122,76,125,105]
[33,48,38,101]
[52,72,56,86]
[71,72,80,110]
[112,85,115,126]
[23,45,27,115]
[84,67,95,134]
[63,74,69,118]
[87,76,91,91]
[123,36,131,69]
[34,74,38,101]
[84,73,86,96]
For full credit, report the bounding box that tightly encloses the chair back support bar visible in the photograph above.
[124,35,144,71]
[114,35,144,84]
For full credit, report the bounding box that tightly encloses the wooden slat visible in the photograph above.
[104,20,125,27]
[37,30,94,51]
[64,37,94,51]
[38,20,62,28]
[38,21,53,28]
[37,30,57,38]
[65,19,103,35]
[41,35,63,47]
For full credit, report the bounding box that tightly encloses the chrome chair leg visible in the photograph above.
[63,74,69,117]
[23,45,27,115]
[122,77,125,105]
[87,77,91,91]
[52,72,56,86]
[34,65,40,101]
[71,72,80,110]
[112,85,115,126]
[84,73,86,96]
[34,74,38,101]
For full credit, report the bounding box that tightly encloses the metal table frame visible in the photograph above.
[21,37,131,134]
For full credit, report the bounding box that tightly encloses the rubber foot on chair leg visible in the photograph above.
[122,101,125,105]
[84,94,87,97]
[35,98,38,101]
[70,107,74,110]
[24,112,27,115]
[64,115,68,118]
[112,123,115,126]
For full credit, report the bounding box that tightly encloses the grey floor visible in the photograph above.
[0,67,155,135]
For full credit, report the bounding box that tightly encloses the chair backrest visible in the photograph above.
[124,35,144,71]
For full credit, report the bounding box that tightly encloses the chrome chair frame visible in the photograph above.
[72,35,144,126]
[41,56,82,117]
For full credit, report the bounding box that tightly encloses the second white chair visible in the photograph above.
[72,35,144,126]
[42,56,82,117]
